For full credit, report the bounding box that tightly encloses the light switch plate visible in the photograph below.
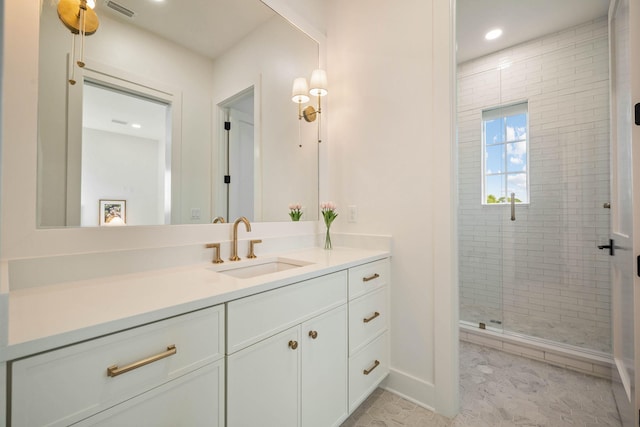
[348,205,358,223]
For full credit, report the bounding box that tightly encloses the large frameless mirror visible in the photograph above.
[37,0,320,227]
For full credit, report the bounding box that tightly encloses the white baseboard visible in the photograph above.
[382,367,436,412]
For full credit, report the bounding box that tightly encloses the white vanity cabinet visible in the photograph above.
[226,271,349,427]
[347,259,390,411]
[10,305,225,427]
[6,252,391,427]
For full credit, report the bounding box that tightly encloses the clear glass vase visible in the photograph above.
[324,225,332,250]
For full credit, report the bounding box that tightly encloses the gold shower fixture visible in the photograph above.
[57,0,100,84]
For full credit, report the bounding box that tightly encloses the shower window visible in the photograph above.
[482,102,529,204]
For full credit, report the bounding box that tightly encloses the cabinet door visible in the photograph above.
[227,326,301,427]
[302,305,348,427]
[72,360,224,427]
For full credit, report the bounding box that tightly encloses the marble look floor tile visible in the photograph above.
[341,341,621,427]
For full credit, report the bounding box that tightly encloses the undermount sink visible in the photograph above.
[213,257,313,279]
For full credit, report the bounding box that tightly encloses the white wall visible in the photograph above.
[210,16,319,222]
[282,0,327,36]
[325,0,457,416]
[1,0,459,418]
[458,18,611,352]
[81,129,165,227]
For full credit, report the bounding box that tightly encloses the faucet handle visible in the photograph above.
[205,243,224,264]
[247,239,262,259]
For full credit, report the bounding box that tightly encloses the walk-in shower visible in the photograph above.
[457,13,611,357]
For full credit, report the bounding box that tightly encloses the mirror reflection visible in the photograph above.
[37,0,320,227]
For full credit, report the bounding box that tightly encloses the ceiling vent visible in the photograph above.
[104,0,136,19]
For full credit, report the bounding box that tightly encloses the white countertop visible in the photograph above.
[6,247,389,360]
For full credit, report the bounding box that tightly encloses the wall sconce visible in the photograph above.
[291,69,328,123]
[57,0,100,85]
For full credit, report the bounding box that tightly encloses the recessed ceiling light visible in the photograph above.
[485,28,503,41]
[131,123,142,129]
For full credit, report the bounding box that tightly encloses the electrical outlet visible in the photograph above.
[348,205,358,223]
[190,208,201,220]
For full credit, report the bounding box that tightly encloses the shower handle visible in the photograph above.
[597,239,615,256]
[510,193,516,221]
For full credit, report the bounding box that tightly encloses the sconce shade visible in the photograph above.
[291,77,310,103]
[309,69,328,97]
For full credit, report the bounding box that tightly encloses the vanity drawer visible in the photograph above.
[348,332,389,412]
[11,305,225,427]
[227,271,347,354]
[72,360,225,427]
[349,286,388,355]
[348,259,389,300]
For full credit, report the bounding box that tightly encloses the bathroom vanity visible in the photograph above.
[4,247,390,426]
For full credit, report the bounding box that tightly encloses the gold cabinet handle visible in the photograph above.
[309,330,318,339]
[363,360,380,375]
[107,345,177,378]
[363,311,380,323]
[362,273,380,282]
[288,340,298,350]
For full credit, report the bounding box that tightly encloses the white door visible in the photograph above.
[609,0,640,425]
[301,305,348,427]
[227,326,300,427]
[228,108,255,221]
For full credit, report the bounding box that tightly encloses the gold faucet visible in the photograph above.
[205,243,224,264]
[212,216,226,224]
[230,216,251,261]
[247,239,262,259]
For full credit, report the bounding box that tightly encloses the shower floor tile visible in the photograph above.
[461,303,611,353]
[341,341,620,427]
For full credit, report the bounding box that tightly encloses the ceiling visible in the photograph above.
[82,0,274,138]
[97,0,275,60]
[456,0,610,63]
[83,83,168,140]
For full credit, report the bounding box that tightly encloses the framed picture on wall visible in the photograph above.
[99,200,126,226]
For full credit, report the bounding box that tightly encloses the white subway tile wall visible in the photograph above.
[458,18,611,353]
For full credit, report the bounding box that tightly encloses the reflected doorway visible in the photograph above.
[220,88,255,222]
[81,81,172,226]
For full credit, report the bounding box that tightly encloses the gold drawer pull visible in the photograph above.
[107,345,177,378]
[363,360,380,375]
[362,273,380,282]
[363,311,380,323]
[309,330,318,339]
[289,340,298,350]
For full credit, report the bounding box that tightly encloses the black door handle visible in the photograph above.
[598,239,614,256]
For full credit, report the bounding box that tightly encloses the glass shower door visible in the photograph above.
[496,49,611,354]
